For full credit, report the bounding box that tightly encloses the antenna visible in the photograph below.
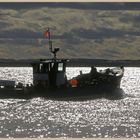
[44,28,60,59]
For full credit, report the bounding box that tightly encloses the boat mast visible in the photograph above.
[44,28,59,59]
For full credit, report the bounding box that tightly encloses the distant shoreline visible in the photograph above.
[0,59,140,67]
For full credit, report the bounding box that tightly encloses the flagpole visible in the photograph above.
[47,28,53,53]
[44,28,59,60]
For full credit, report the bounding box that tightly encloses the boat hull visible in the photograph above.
[0,85,124,100]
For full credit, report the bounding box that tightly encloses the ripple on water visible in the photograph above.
[0,67,140,137]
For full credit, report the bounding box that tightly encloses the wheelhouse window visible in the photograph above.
[58,63,63,71]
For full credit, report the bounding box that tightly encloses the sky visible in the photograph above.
[0,2,140,59]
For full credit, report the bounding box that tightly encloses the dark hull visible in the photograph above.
[0,85,125,100]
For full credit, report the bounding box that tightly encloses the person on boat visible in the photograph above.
[105,68,110,75]
[89,66,98,85]
[90,66,97,76]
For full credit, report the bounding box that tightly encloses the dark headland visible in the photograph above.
[0,59,140,67]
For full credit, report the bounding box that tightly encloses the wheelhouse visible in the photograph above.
[32,59,67,88]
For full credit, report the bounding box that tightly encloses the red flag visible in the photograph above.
[43,30,50,38]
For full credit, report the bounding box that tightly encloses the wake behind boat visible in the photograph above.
[0,28,124,99]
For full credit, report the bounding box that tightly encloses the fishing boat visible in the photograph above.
[0,28,124,99]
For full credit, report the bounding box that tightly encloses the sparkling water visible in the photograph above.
[0,67,140,138]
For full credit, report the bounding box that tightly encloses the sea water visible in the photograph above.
[0,67,140,138]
